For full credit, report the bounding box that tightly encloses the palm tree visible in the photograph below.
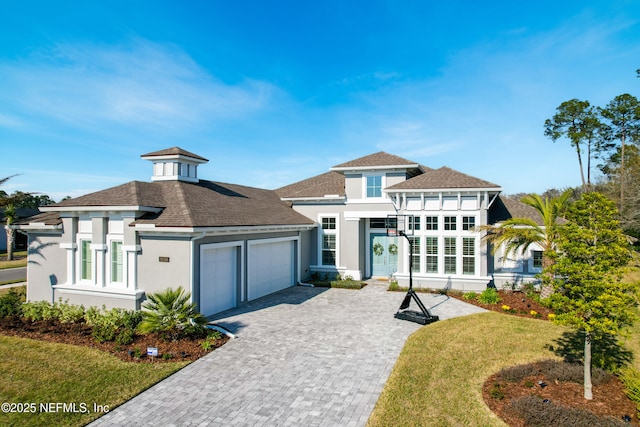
[3,204,17,261]
[479,190,573,298]
[0,175,18,261]
[139,286,207,340]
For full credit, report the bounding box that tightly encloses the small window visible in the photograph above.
[409,216,421,231]
[111,241,123,283]
[366,175,382,198]
[533,250,543,269]
[426,216,438,231]
[322,217,336,230]
[462,216,475,231]
[81,240,92,281]
[444,216,456,231]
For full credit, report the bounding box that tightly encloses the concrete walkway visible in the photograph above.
[90,282,485,427]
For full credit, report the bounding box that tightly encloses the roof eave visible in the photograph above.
[330,164,420,172]
[385,187,503,193]
[40,205,163,213]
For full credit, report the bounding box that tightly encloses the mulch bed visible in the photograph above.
[0,316,228,363]
[450,290,638,426]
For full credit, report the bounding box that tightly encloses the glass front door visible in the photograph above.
[370,234,398,277]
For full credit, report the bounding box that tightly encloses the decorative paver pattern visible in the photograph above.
[90,282,485,426]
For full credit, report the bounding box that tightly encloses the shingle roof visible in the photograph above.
[275,171,345,199]
[14,211,62,226]
[488,196,544,226]
[386,166,500,190]
[331,152,419,169]
[35,180,313,228]
[140,147,208,162]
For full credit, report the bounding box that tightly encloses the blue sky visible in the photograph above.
[1,1,639,201]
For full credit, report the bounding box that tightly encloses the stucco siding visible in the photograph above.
[26,233,66,304]
[137,235,192,296]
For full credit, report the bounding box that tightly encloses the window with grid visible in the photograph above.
[425,216,438,230]
[81,240,92,281]
[426,237,438,273]
[444,216,456,231]
[444,237,456,274]
[321,217,337,265]
[366,175,382,198]
[462,216,475,231]
[111,241,123,283]
[409,237,421,272]
[409,216,421,231]
[533,250,543,269]
[463,237,475,275]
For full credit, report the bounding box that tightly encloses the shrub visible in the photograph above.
[86,306,142,344]
[477,288,501,304]
[57,301,85,324]
[201,331,222,351]
[21,301,58,321]
[462,291,477,301]
[139,286,207,340]
[388,281,400,291]
[0,288,24,317]
[508,395,627,427]
[620,367,640,414]
[488,383,504,400]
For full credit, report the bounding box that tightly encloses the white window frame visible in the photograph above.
[108,238,124,286]
[77,235,94,284]
[363,173,385,199]
[319,215,339,266]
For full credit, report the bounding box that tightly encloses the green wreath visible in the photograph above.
[373,242,384,256]
[388,243,398,255]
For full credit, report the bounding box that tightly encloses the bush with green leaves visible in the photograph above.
[57,301,85,324]
[477,287,501,304]
[21,300,59,321]
[0,288,25,317]
[85,305,142,344]
[139,286,207,340]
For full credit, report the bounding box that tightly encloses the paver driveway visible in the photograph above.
[90,282,485,426]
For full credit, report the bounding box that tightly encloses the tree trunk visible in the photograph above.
[539,253,555,299]
[5,226,14,261]
[584,331,593,400]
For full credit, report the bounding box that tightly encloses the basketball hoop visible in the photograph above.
[387,213,439,325]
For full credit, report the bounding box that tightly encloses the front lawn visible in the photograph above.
[0,250,27,270]
[0,335,187,426]
[367,312,567,426]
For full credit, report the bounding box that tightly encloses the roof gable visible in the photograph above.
[331,152,419,170]
[275,171,345,199]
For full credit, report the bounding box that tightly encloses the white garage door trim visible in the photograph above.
[247,237,298,301]
[199,241,244,317]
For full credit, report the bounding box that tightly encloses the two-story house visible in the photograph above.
[16,148,542,317]
[277,152,510,291]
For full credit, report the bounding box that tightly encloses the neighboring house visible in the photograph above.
[16,148,540,316]
[1,208,39,252]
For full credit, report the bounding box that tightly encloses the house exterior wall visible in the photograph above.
[26,232,66,304]
[137,235,192,296]
[490,241,543,289]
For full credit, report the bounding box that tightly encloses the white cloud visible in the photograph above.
[0,39,279,133]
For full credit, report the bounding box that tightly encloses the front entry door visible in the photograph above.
[370,234,398,277]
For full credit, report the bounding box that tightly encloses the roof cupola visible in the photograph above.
[141,147,208,183]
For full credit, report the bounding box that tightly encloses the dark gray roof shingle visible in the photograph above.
[275,171,345,199]
[140,147,209,162]
[331,152,419,169]
[387,166,500,190]
[37,180,313,228]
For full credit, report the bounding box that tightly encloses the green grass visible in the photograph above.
[0,335,188,426]
[367,312,567,427]
[0,251,28,270]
